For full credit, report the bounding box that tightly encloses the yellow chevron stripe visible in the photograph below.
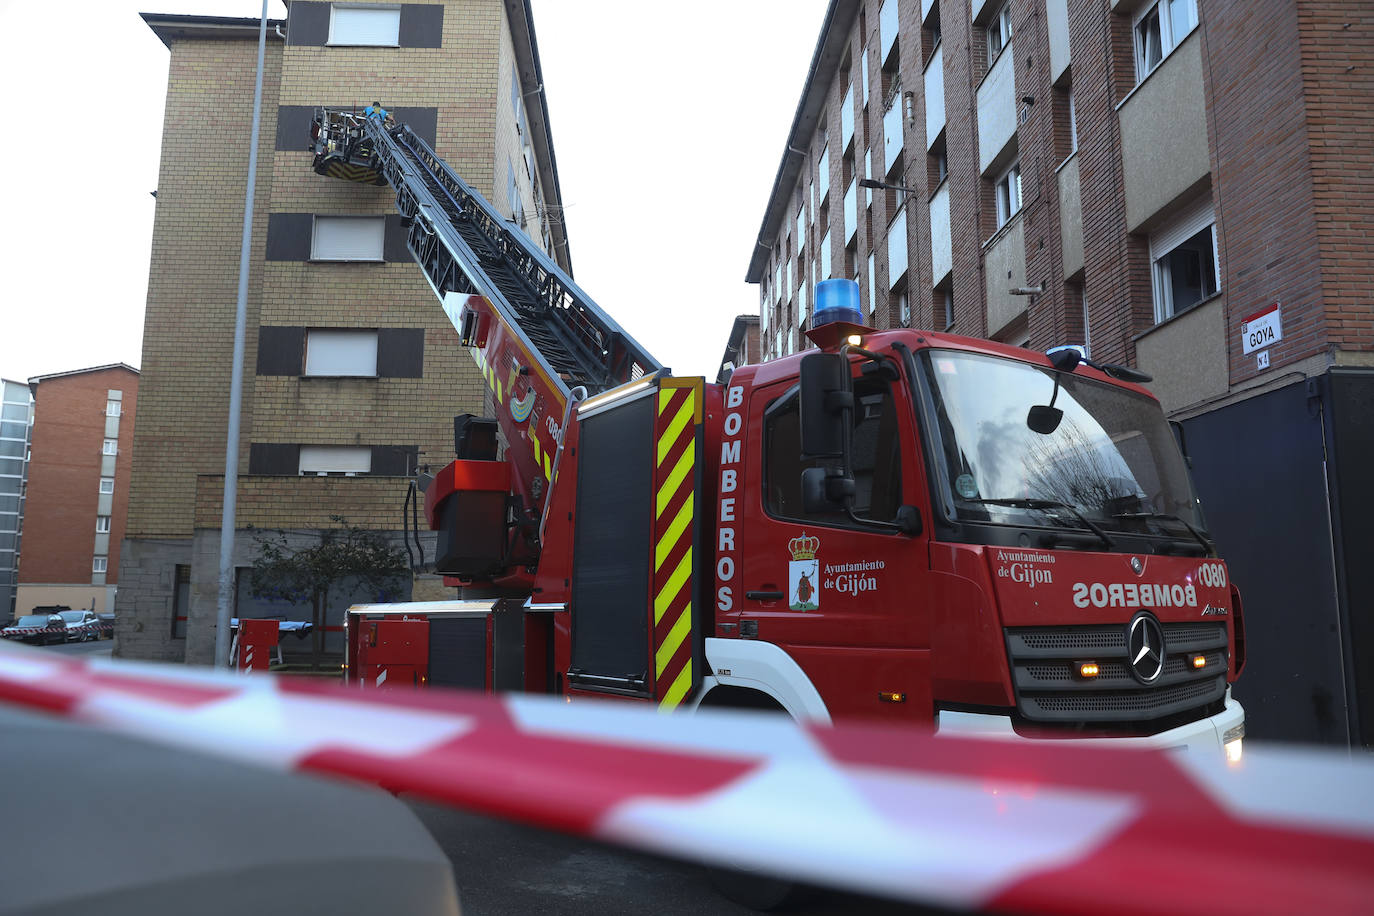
[658,660,694,711]
[655,496,693,572]
[657,388,673,416]
[655,441,694,519]
[654,547,692,624]
[531,433,542,465]
[543,453,552,480]
[655,603,692,678]
[657,396,695,468]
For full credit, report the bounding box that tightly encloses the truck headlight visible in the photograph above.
[1223,722,1245,766]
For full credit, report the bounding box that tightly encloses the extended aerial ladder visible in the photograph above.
[310,109,662,586]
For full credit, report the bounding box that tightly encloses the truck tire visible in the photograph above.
[696,687,816,911]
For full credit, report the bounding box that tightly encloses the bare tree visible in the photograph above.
[249,517,408,668]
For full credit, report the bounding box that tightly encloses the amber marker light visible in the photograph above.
[1078,662,1100,678]
[879,691,907,703]
[1192,654,1207,669]
[846,334,864,347]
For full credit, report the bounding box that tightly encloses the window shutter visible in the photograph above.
[384,215,411,262]
[265,213,313,261]
[1150,194,1215,260]
[398,4,444,48]
[256,327,305,376]
[285,1,329,46]
[371,445,418,477]
[377,328,425,378]
[249,443,301,476]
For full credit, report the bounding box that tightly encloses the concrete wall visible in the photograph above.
[924,43,944,150]
[1057,153,1083,280]
[984,216,1027,336]
[1134,296,1229,413]
[14,585,117,614]
[977,40,1017,175]
[929,181,952,286]
[1047,0,1070,85]
[113,538,190,662]
[1120,29,1211,233]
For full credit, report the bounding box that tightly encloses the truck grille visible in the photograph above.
[1005,623,1228,728]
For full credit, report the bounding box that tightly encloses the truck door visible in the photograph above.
[729,365,933,722]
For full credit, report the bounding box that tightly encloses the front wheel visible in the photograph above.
[697,688,816,911]
[706,868,815,912]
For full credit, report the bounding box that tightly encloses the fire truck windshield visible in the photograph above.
[919,349,1205,539]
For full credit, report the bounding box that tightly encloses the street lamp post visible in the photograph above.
[215,1,271,668]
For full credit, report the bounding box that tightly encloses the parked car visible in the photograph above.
[58,610,102,642]
[2,614,65,646]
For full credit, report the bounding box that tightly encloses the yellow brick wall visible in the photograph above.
[127,38,283,539]
[130,1,523,539]
[194,474,408,530]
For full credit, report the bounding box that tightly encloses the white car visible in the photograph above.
[57,610,101,642]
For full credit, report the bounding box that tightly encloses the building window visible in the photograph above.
[106,400,121,418]
[995,161,1022,228]
[988,1,1013,61]
[1135,0,1197,81]
[1068,88,1078,153]
[311,216,385,262]
[172,565,190,639]
[93,557,107,574]
[96,516,111,534]
[99,477,115,494]
[939,284,954,329]
[1150,201,1219,323]
[103,438,118,456]
[328,4,400,47]
[304,329,379,377]
[298,446,372,476]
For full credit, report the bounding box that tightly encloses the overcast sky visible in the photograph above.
[0,0,827,383]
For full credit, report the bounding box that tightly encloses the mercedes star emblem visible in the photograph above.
[1127,612,1166,684]
[1131,556,1144,575]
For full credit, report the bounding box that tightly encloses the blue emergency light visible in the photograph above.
[812,278,864,329]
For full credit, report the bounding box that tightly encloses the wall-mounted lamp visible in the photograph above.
[904,91,916,126]
[1022,95,1035,106]
[859,178,919,194]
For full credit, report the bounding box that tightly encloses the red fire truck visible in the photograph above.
[316,109,1245,760]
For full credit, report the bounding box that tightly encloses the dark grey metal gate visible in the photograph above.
[1182,378,1352,745]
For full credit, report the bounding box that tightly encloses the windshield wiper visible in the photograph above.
[1112,510,1214,556]
[965,497,1115,550]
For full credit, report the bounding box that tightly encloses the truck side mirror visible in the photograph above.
[801,467,856,513]
[799,352,852,460]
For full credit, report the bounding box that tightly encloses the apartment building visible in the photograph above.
[120,1,568,664]
[749,0,1372,746]
[16,365,139,615]
[716,315,762,384]
[0,379,34,623]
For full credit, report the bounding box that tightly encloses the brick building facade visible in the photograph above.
[120,1,569,664]
[17,366,139,615]
[748,0,1373,746]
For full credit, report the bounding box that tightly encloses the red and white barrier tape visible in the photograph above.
[1,623,109,638]
[0,643,1370,914]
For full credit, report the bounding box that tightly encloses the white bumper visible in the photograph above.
[937,690,1245,758]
